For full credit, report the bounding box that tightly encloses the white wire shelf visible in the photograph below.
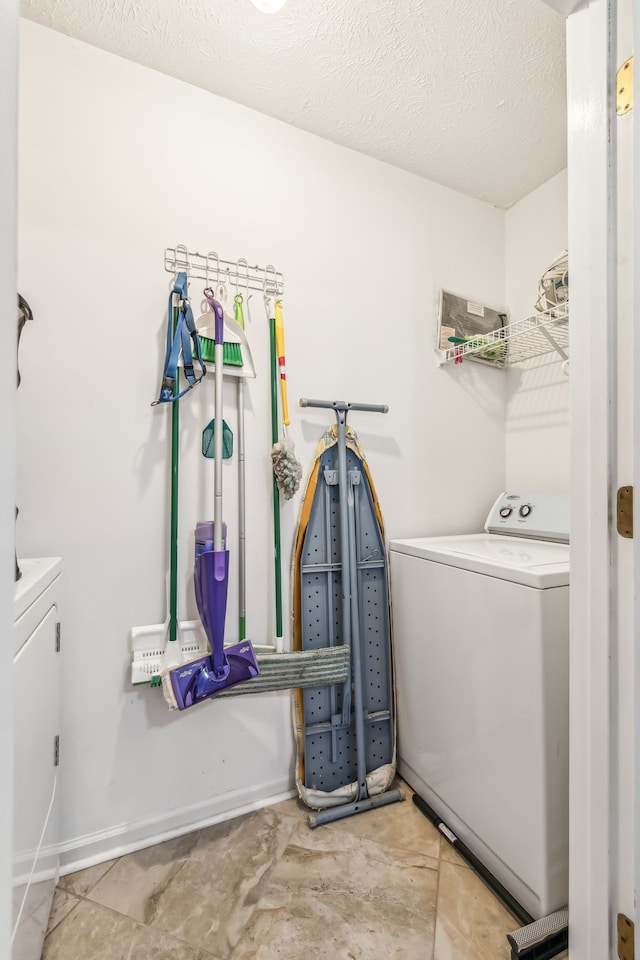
[440,302,569,368]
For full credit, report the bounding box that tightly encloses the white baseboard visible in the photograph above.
[58,775,296,876]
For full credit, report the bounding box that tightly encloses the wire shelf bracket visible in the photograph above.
[165,245,284,296]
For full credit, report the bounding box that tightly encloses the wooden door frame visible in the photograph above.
[563,0,619,956]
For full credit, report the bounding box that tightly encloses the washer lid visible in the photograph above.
[15,557,62,622]
[389,534,570,588]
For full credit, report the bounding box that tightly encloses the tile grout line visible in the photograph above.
[226,812,301,960]
[432,841,446,960]
[47,888,222,958]
[48,856,126,938]
[58,854,121,898]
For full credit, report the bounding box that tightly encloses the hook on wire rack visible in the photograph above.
[263,264,279,312]
[234,257,252,324]
[174,244,190,290]
[201,251,218,313]
[206,251,220,287]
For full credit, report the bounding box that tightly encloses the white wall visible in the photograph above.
[504,169,569,493]
[1,0,18,950]
[16,21,507,866]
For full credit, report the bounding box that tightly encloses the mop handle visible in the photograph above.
[300,399,389,415]
[270,316,283,646]
[274,300,290,426]
[169,306,180,644]
[213,301,225,553]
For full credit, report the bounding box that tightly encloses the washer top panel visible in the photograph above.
[389,534,569,588]
[15,557,62,622]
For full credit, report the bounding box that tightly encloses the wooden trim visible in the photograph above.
[567,1,616,957]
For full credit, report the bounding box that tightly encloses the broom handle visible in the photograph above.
[270,316,283,649]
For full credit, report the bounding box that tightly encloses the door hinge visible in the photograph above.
[617,486,633,538]
[617,57,633,115]
[55,622,61,652]
[53,735,60,767]
[618,913,634,960]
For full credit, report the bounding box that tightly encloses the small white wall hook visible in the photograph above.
[236,258,252,322]
[217,266,229,304]
[175,243,190,277]
[263,264,278,316]
[205,251,220,293]
[264,263,278,296]
[201,252,216,311]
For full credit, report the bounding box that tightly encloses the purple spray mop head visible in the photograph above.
[161,525,260,710]
[161,641,260,710]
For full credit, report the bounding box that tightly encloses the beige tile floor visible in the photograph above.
[43,780,569,960]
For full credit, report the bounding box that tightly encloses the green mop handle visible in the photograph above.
[270,315,283,645]
[169,306,179,644]
[235,296,247,643]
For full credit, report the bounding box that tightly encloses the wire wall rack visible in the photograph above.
[440,301,569,368]
[165,245,284,296]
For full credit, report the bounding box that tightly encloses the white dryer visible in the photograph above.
[13,557,62,960]
[389,493,569,920]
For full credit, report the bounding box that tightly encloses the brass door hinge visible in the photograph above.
[617,57,633,115]
[617,486,633,538]
[618,913,634,960]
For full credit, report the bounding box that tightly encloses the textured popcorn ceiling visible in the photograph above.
[20,0,566,208]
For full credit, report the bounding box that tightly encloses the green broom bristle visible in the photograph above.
[199,334,243,367]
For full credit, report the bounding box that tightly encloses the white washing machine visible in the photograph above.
[389,493,569,920]
[13,557,62,960]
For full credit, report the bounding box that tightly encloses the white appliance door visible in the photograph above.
[13,604,60,960]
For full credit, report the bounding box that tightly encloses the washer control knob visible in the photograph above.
[499,507,513,518]
[519,504,532,518]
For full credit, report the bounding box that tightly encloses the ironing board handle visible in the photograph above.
[300,399,389,414]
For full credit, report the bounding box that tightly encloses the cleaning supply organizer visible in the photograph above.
[131,246,352,707]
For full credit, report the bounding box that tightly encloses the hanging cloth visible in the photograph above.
[152,271,206,405]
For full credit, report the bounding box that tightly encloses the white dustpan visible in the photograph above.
[130,573,210,685]
[130,623,209,685]
[195,283,256,379]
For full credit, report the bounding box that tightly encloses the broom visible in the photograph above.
[198,286,245,367]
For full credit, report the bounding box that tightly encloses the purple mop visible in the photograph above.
[163,299,259,710]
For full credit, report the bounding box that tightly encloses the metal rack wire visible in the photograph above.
[440,301,569,368]
[165,245,284,295]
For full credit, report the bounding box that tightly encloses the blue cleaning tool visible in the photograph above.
[152,271,206,406]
